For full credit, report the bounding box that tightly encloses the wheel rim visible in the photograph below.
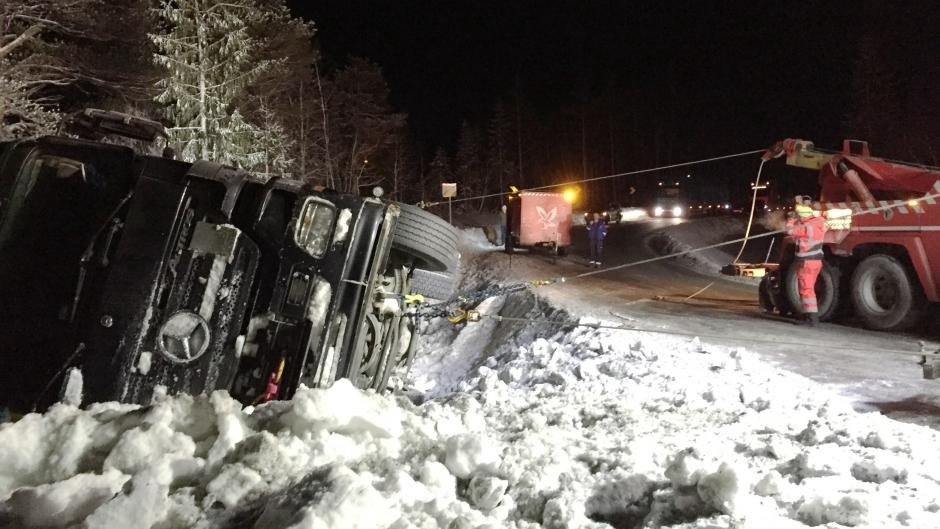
[354,314,384,388]
[862,271,900,313]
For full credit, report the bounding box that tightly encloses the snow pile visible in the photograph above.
[3,316,939,528]
[646,216,753,274]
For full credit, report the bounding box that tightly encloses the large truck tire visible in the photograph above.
[392,202,458,273]
[850,254,925,331]
[409,268,458,301]
[784,260,841,322]
[758,276,776,314]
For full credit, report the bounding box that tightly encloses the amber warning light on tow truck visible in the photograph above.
[562,187,578,204]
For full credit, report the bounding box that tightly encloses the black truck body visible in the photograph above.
[0,126,442,413]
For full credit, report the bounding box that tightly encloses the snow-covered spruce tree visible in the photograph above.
[225,104,293,177]
[152,0,285,169]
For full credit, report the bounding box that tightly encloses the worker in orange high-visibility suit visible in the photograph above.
[786,202,828,326]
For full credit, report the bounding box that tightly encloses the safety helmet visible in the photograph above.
[795,204,814,218]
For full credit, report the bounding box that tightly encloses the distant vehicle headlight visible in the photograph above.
[653,206,664,217]
[295,197,336,258]
[671,206,683,217]
[724,204,730,209]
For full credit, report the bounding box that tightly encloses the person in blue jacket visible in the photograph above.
[586,212,607,267]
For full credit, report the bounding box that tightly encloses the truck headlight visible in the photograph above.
[295,197,336,258]
[653,206,664,217]
[672,206,683,217]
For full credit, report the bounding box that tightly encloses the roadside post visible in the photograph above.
[442,182,457,224]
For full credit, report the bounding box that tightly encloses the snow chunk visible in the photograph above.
[4,469,127,527]
[697,462,751,515]
[851,453,909,484]
[60,368,83,407]
[444,433,500,479]
[419,460,457,501]
[83,463,173,529]
[306,278,332,325]
[797,494,869,527]
[103,423,195,475]
[282,379,403,438]
[331,208,353,245]
[136,352,152,375]
[264,466,399,529]
[205,464,263,509]
[468,475,509,511]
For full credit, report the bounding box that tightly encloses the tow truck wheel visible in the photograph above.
[850,254,925,331]
[758,276,775,314]
[784,261,841,322]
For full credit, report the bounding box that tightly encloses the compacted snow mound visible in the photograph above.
[2,320,939,528]
[646,216,753,274]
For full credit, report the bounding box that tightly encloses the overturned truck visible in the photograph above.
[0,110,458,414]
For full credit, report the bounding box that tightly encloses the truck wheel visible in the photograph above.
[758,276,775,314]
[393,203,458,273]
[410,268,458,301]
[850,254,925,331]
[784,261,841,321]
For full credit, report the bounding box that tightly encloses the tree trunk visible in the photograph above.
[314,62,335,189]
[196,4,209,161]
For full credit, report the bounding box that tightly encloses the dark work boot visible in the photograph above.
[805,313,819,327]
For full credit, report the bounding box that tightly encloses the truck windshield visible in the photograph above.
[0,154,99,245]
[0,145,131,325]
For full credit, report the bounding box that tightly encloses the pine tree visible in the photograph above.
[152,0,273,166]
[320,58,406,193]
[455,121,485,209]
[428,147,454,190]
[487,99,516,202]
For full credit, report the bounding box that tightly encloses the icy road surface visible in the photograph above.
[0,223,938,528]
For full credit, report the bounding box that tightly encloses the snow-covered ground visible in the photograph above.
[1,229,939,528]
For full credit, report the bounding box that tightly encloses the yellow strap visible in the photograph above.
[404,294,425,304]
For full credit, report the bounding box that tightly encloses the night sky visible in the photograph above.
[288,1,936,166]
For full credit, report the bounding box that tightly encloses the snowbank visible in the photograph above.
[3,321,939,528]
[1,229,938,528]
[646,216,756,275]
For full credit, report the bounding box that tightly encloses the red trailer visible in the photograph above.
[505,191,572,255]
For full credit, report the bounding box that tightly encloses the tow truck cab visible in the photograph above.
[0,127,408,414]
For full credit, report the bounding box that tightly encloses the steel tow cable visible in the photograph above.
[479,315,934,360]
[415,189,940,363]
[423,149,766,207]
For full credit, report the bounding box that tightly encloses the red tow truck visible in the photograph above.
[758,139,940,332]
